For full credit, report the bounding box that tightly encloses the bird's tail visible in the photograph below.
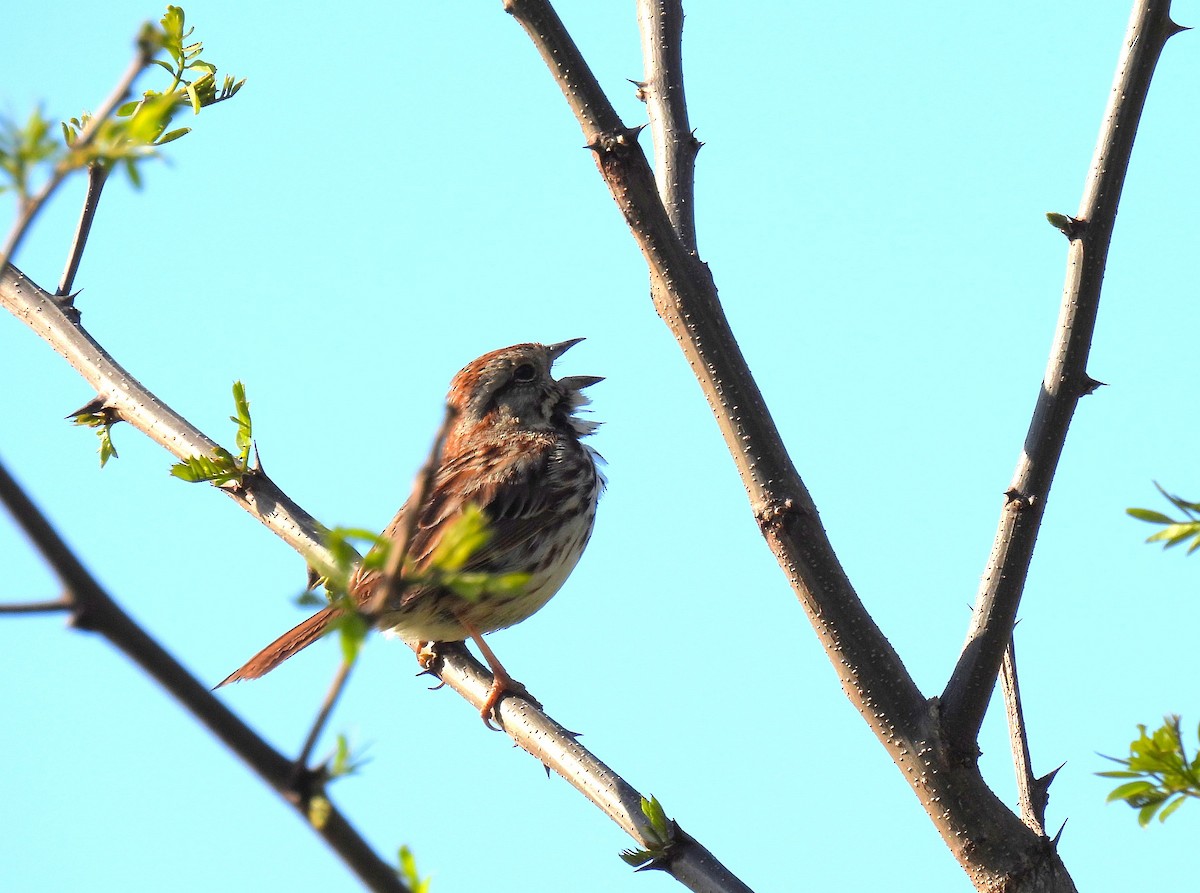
[217,606,341,687]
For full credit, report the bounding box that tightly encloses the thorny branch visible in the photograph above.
[940,0,1187,752]
[504,0,1183,889]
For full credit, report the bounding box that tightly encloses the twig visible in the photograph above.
[0,458,410,893]
[1000,634,1051,837]
[293,659,355,782]
[940,0,1186,752]
[293,406,453,782]
[0,47,152,274]
[57,163,111,298]
[0,597,73,614]
[635,0,699,251]
[369,404,455,616]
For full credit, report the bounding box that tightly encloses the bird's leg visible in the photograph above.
[455,615,537,730]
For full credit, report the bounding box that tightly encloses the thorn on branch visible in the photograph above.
[1003,488,1035,511]
[1051,818,1068,847]
[627,78,649,102]
[1079,376,1106,396]
[1165,19,1191,37]
[65,395,110,420]
[1036,761,1065,800]
[584,126,645,155]
[1045,212,1086,240]
[53,289,83,321]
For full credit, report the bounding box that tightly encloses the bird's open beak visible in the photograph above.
[547,338,585,360]
[558,374,604,390]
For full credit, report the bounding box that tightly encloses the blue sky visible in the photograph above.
[3,2,1199,890]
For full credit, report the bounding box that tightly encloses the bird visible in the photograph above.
[218,339,604,725]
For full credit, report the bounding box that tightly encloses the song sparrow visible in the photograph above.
[219,339,604,725]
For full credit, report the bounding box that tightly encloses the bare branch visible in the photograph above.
[293,659,355,784]
[0,458,410,893]
[57,163,111,298]
[370,404,455,615]
[1001,634,1052,837]
[505,0,924,769]
[500,1,1150,887]
[635,0,700,251]
[940,0,1185,750]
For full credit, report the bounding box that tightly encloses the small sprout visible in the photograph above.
[307,794,332,830]
[1046,212,1085,239]
[396,845,431,893]
[68,401,120,467]
[169,381,254,485]
[619,796,679,871]
[328,733,371,780]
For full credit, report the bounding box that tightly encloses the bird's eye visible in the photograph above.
[512,363,537,383]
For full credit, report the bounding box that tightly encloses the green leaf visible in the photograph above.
[160,5,186,65]
[329,733,370,779]
[1107,781,1155,803]
[156,127,191,145]
[337,610,368,666]
[641,795,671,839]
[619,848,654,868]
[1138,801,1162,827]
[1127,508,1174,524]
[427,504,491,572]
[230,381,252,458]
[98,425,118,467]
[1158,796,1187,823]
[169,447,241,484]
[397,845,430,893]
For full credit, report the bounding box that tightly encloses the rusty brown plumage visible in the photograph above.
[218,340,604,723]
